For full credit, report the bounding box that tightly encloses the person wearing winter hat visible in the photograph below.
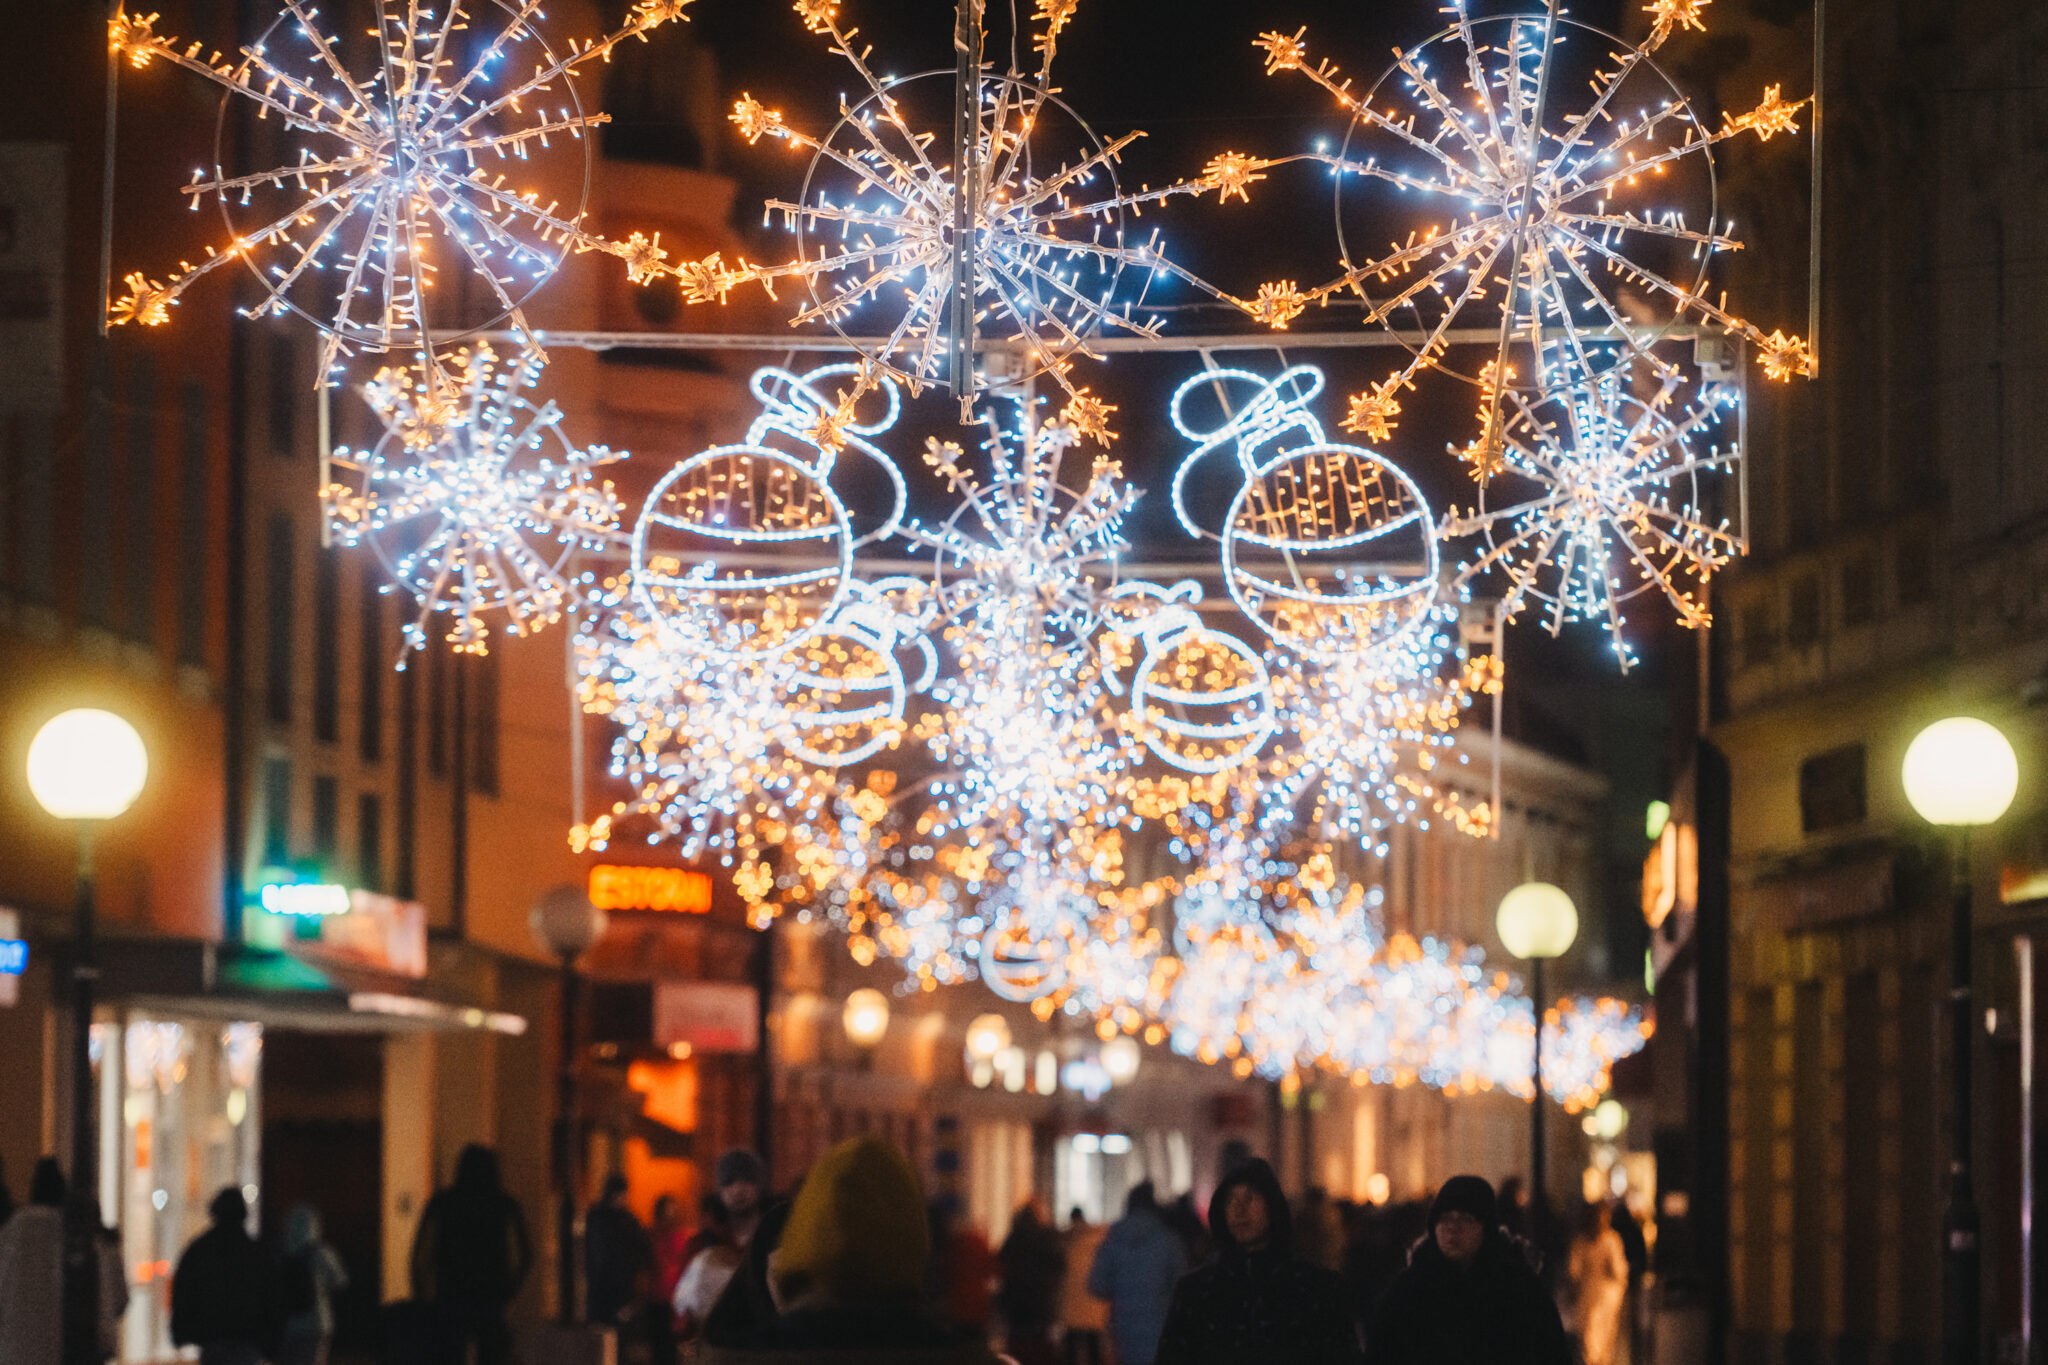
[703,1136,998,1364]
[1362,1175,1569,1365]
[1153,1157,1358,1365]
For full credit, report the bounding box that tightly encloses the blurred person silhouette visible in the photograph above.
[1059,1208,1109,1365]
[1363,1176,1568,1365]
[1085,1182,1187,1365]
[1154,1158,1357,1365]
[172,1187,281,1365]
[702,1136,999,1362]
[927,1194,997,1336]
[585,1172,653,1329]
[277,1204,349,1365]
[1567,1203,1630,1365]
[997,1198,1066,1365]
[714,1149,769,1252]
[0,1159,72,1365]
[409,1144,531,1365]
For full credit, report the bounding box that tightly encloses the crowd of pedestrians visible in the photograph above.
[0,1132,1651,1365]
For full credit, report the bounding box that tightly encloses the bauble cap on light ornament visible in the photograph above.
[27,709,149,822]
[842,988,890,1050]
[1496,882,1579,961]
[1903,717,2019,828]
[530,885,608,960]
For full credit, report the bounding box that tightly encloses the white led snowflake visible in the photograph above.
[678,0,1238,414]
[109,0,693,379]
[1235,0,1813,447]
[324,343,624,663]
[1442,360,1742,668]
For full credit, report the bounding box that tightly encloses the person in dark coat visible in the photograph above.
[996,1199,1067,1365]
[171,1187,282,1365]
[585,1173,653,1328]
[1085,1182,1187,1365]
[409,1145,532,1365]
[1363,1175,1570,1365]
[1153,1158,1358,1365]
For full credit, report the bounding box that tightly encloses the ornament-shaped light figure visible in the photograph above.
[110,1,695,381]
[324,343,624,664]
[1442,362,1743,668]
[1233,1,1813,448]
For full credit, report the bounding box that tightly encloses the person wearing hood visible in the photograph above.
[702,1135,998,1364]
[1085,1182,1187,1365]
[1363,1175,1570,1365]
[1153,1158,1358,1365]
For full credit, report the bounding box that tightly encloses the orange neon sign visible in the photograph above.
[588,865,713,914]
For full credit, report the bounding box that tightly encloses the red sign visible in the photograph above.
[655,982,759,1054]
[589,865,714,914]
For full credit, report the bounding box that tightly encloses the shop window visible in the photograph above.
[1798,744,1866,834]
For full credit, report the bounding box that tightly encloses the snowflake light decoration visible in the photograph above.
[1234,0,1813,447]
[109,0,694,380]
[675,0,1232,415]
[1442,360,1743,667]
[323,342,624,662]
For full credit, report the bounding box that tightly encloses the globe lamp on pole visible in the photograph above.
[1498,881,1579,1227]
[1903,716,2018,1365]
[530,885,607,1326]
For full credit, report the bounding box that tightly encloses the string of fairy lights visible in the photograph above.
[105,0,1826,1108]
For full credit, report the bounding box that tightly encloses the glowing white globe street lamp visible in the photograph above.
[1100,1034,1142,1087]
[530,885,607,1325]
[843,987,891,1055]
[1498,881,1579,1226]
[28,707,147,1365]
[964,1013,1011,1066]
[1902,716,2019,1365]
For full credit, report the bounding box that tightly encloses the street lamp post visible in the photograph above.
[1498,881,1579,1230]
[27,708,148,1365]
[531,886,608,1327]
[1903,716,2020,1365]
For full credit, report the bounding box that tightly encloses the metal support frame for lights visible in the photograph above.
[1903,716,2020,1365]
[1497,880,1579,1230]
[531,886,609,1327]
[26,707,147,1365]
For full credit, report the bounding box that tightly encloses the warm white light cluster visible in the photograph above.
[324,343,625,662]
[110,0,696,381]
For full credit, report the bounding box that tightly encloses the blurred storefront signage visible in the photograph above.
[589,864,713,914]
[247,886,428,978]
[655,980,758,1053]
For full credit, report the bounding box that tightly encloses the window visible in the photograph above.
[264,516,295,724]
[124,353,157,643]
[1798,744,1867,834]
[81,351,114,628]
[1738,596,1777,669]
[1785,574,1822,649]
[311,775,338,862]
[267,330,298,458]
[314,547,340,742]
[357,792,384,892]
[359,575,385,762]
[472,646,500,797]
[1839,554,1877,628]
[1895,530,1935,607]
[260,757,292,866]
[177,382,210,666]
